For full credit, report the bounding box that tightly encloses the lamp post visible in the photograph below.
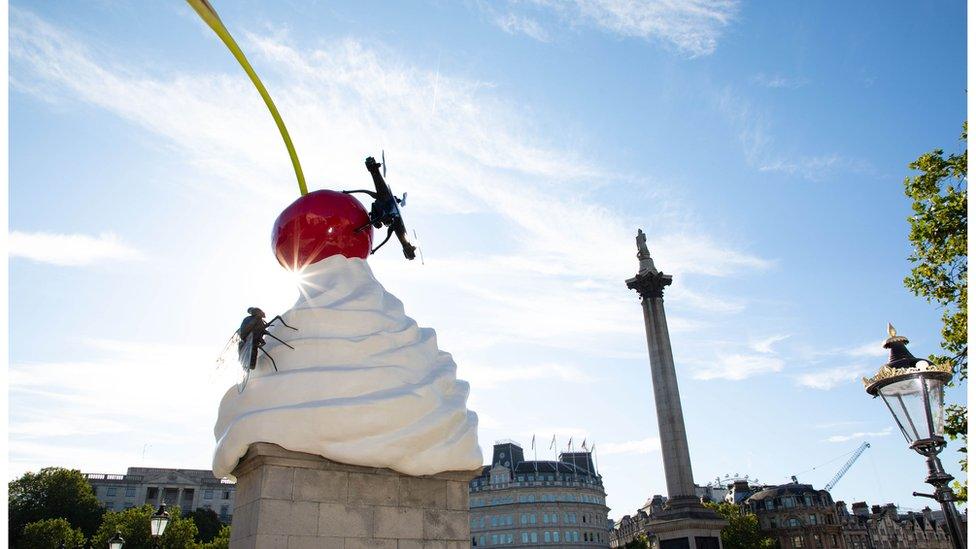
[107,531,125,549]
[150,502,171,547]
[863,324,966,549]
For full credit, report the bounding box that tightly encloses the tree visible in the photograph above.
[189,507,224,543]
[704,501,776,549]
[92,505,198,549]
[195,525,231,549]
[623,533,651,549]
[904,123,967,500]
[8,468,105,546]
[20,518,86,549]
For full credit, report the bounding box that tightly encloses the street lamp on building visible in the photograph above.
[150,502,171,545]
[107,531,125,549]
[863,324,966,549]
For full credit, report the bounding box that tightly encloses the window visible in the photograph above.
[530,532,538,543]
[204,489,214,499]
[804,495,813,507]
[530,514,537,524]
[783,497,796,508]
[492,534,499,545]
[831,534,838,547]
[765,499,774,510]
[809,514,817,525]
[222,491,231,500]
[553,531,560,543]
[544,532,551,543]
[492,516,499,527]
[522,532,529,543]
[219,505,229,518]
[107,487,117,497]
[521,514,527,525]
[788,518,801,527]
[480,536,486,546]
[814,533,823,548]
[791,535,803,548]
[543,514,549,524]
[125,486,135,498]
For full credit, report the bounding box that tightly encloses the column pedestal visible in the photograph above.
[228,442,480,549]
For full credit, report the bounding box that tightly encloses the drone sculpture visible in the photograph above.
[344,154,417,260]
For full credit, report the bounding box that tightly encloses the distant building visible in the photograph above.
[745,480,845,548]
[610,477,761,547]
[469,440,610,547]
[84,467,235,522]
[843,501,955,548]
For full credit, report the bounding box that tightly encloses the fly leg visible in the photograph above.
[258,346,279,372]
[267,315,297,331]
[371,226,394,254]
[265,332,295,349]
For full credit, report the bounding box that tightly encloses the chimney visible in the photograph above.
[923,507,933,522]
[852,502,869,517]
[883,503,898,518]
[871,505,883,516]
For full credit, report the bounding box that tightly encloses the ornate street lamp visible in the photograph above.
[150,502,171,545]
[107,531,125,549]
[863,324,966,549]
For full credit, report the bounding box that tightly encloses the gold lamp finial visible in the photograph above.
[887,323,897,338]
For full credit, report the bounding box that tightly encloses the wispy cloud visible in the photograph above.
[462,361,593,389]
[486,0,740,56]
[693,353,784,381]
[600,436,661,455]
[9,231,143,266]
[826,426,892,443]
[714,87,875,182]
[751,334,790,354]
[494,13,550,42]
[796,366,864,390]
[752,73,809,89]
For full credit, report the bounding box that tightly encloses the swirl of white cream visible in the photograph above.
[212,255,482,479]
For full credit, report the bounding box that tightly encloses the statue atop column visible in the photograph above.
[635,229,658,275]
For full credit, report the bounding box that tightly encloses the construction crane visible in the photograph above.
[824,442,870,492]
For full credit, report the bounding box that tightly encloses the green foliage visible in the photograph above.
[20,518,86,549]
[92,505,198,549]
[623,532,651,549]
[704,501,776,549]
[195,525,231,549]
[8,468,105,546]
[188,508,224,543]
[904,123,968,500]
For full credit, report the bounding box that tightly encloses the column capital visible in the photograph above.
[625,270,673,299]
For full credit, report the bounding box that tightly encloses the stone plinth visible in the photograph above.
[229,443,480,549]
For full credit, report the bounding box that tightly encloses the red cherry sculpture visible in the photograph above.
[272,190,373,269]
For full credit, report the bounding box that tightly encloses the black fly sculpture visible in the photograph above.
[343,153,417,260]
[218,307,297,393]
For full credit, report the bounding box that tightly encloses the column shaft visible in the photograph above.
[641,295,696,498]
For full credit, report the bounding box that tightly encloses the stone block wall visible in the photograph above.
[229,442,478,549]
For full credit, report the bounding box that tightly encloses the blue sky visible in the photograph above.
[8,0,967,519]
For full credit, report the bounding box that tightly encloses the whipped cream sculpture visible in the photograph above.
[212,189,482,479]
[187,0,478,478]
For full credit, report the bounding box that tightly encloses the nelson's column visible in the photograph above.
[626,229,726,549]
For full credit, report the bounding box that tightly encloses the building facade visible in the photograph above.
[745,481,846,549]
[84,467,236,522]
[470,441,611,548]
[846,502,954,549]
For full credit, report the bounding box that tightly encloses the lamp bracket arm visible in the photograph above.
[912,491,938,500]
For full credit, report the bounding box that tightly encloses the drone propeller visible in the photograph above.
[413,229,425,265]
[382,150,386,179]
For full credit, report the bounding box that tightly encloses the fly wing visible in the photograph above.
[210,331,242,385]
[239,333,255,372]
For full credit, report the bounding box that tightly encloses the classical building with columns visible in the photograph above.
[469,440,611,547]
[84,467,236,522]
